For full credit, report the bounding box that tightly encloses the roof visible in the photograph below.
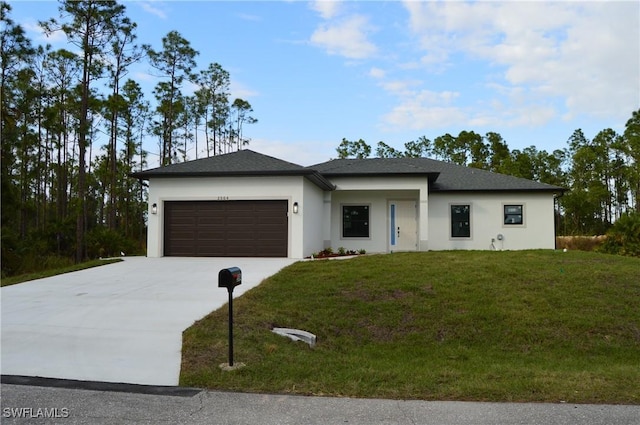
[310,157,565,193]
[130,150,336,191]
[132,150,565,193]
[308,157,441,184]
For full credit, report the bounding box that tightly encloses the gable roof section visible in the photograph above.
[130,150,336,191]
[310,157,565,193]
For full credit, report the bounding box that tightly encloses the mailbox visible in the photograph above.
[219,267,242,289]
[219,266,242,368]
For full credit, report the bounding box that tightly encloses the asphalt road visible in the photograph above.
[2,380,639,425]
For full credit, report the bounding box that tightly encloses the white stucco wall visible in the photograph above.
[301,178,326,257]
[427,192,557,251]
[327,176,428,254]
[146,176,310,258]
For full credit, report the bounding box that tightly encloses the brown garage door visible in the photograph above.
[164,200,288,257]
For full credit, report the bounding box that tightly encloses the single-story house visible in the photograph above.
[131,149,565,258]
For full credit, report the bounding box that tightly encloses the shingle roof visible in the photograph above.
[130,150,336,191]
[309,157,565,192]
[131,150,565,193]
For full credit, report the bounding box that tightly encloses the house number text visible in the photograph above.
[217,196,229,200]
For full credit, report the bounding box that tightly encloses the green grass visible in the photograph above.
[0,258,123,287]
[180,251,640,403]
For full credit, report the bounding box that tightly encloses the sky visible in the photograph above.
[9,0,640,167]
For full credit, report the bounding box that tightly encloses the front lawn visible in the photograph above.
[180,251,640,403]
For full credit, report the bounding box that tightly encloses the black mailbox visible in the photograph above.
[219,267,242,289]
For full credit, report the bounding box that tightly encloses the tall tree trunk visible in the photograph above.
[75,33,90,263]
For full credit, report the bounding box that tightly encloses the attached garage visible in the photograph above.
[164,200,288,257]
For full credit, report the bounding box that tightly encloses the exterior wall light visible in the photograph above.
[293,202,299,214]
[151,203,158,215]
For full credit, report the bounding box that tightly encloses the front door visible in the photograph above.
[389,200,417,252]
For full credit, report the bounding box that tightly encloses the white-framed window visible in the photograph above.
[450,204,471,238]
[342,205,370,238]
[503,204,525,226]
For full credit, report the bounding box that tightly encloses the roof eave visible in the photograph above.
[129,170,336,191]
[431,187,567,193]
[131,169,305,178]
[321,171,440,182]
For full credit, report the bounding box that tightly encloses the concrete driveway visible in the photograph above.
[1,257,296,386]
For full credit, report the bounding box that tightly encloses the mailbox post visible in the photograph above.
[218,267,242,367]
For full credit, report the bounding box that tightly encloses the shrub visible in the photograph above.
[556,235,606,252]
[86,227,142,258]
[1,227,21,278]
[309,247,366,258]
[599,212,640,257]
[1,226,77,278]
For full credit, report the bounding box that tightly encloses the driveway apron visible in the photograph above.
[1,257,296,386]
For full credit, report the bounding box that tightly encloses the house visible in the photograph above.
[131,149,564,258]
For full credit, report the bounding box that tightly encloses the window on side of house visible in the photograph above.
[451,204,471,238]
[342,205,369,238]
[504,204,524,225]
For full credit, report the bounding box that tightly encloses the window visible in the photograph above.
[504,204,523,225]
[343,205,369,238]
[451,204,470,238]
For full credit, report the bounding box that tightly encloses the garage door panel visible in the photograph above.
[197,217,225,226]
[227,217,257,226]
[173,217,196,228]
[257,229,285,237]
[164,200,288,257]
[168,243,198,256]
[226,229,256,240]
[168,231,196,240]
[197,244,226,256]
[199,208,226,217]
[198,231,225,240]
[260,221,285,227]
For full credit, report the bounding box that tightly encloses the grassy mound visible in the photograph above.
[181,251,640,403]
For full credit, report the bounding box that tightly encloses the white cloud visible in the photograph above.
[249,138,334,166]
[383,103,466,131]
[237,13,262,22]
[379,79,421,97]
[133,71,157,83]
[369,67,385,79]
[310,0,342,20]
[381,88,463,130]
[21,19,66,43]
[310,15,377,59]
[230,80,259,100]
[400,0,640,124]
[139,2,167,20]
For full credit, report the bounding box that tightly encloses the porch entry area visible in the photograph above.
[389,200,418,252]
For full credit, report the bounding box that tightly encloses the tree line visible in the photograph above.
[1,1,257,276]
[336,109,640,236]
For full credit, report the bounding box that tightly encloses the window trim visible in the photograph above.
[503,203,526,227]
[450,203,472,239]
[341,204,371,239]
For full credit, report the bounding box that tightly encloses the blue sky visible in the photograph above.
[10,0,640,166]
